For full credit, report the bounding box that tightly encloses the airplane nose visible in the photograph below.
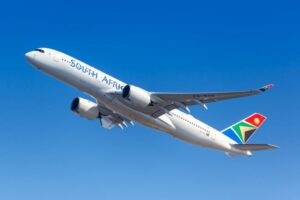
[25,51,36,62]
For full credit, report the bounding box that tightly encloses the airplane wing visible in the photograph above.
[153,84,273,108]
[99,113,133,129]
[97,102,133,129]
[111,84,273,119]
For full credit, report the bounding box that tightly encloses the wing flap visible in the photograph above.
[96,101,134,129]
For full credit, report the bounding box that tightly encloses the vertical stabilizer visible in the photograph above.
[221,113,266,144]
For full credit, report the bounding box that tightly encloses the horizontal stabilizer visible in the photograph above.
[232,144,279,151]
[225,152,240,157]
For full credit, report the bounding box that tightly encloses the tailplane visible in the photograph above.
[221,113,267,144]
[227,144,279,157]
[232,144,279,151]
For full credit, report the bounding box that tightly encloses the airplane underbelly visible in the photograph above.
[92,90,230,152]
[167,117,230,151]
[95,93,175,133]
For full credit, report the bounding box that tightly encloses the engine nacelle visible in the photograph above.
[122,85,152,108]
[71,97,99,120]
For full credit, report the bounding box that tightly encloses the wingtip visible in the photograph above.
[259,84,274,92]
[269,144,280,149]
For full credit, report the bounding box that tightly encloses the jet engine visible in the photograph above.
[122,85,152,107]
[71,97,99,120]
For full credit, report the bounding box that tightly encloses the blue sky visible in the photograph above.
[0,0,299,199]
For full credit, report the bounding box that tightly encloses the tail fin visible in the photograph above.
[221,113,266,144]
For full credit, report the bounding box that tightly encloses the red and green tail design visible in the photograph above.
[221,113,266,144]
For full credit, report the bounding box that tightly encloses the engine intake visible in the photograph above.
[122,85,152,108]
[71,97,99,120]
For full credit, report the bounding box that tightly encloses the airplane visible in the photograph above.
[25,48,278,157]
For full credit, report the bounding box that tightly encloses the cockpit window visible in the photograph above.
[34,48,45,53]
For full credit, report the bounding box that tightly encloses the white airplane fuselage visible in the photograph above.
[25,48,251,156]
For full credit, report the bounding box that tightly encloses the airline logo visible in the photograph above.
[101,76,125,91]
[70,59,98,79]
[69,59,124,90]
[222,113,266,144]
[259,84,273,92]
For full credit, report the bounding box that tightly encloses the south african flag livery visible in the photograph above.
[259,84,273,92]
[222,113,266,144]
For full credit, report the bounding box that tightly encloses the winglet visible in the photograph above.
[259,84,274,92]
